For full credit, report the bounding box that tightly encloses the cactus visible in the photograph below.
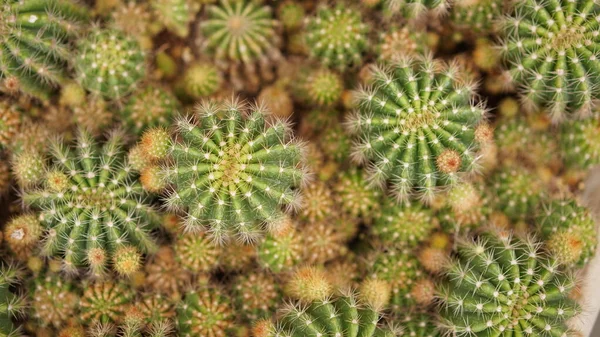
[386,0,450,19]
[218,241,257,272]
[277,1,305,31]
[0,264,26,337]
[318,123,352,164]
[538,199,598,267]
[451,0,505,35]
[150,0,199,38]
[75,28,146,100]
[333,167,383,223]
[257,217,302,272]
[30,274,79,328]
[253,268,397,337]
[80,281,135,324]
[112,246,143,277]
[199,0,282,91]
[145,247,191,298]
[176,286,234,337]
[293,68,343,107]
[257,85,293,118]
[437,230,580,337]
[181,62,223,100]
[372,199,436,248]
[0,159,10,195]
[231,271,280,322]
[12,149,45,188]
[121,85,180,135]
[438,182,489,233]
[397,312,440,337]
[500,0,600,120]
[377,26,430,63]
[488,166,544,222]
[304,4,369,72]
[347,55,488,202]
[20,129,162,274]
[136,293,176,324]
[301,222,349,265]
[3,214,42,260]
[159,99,307,243]
[0,102,20,149]
[559,116,600,171]
[0,0,88,99]
[173,232,220,274]
[300,181,336,224]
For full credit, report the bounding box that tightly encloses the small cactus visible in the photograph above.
[30,274,80,329]
[377,26,430,63]
[300,222,349,265]
[121,85,180,135]
[397,312,440,337]
[145,247,191,298]
[3,214,42,261]
[277,1,305,31]
[75,28,146,100]
[347,55,487,202]
[21,130,162,274]
[160,99,308,243]
[181,62,223,100]
[0,0,88,99]
[437,230,580,337]
[0,265,26,337]
[333,168,383,223]
[150,0,199,38]
[80,281,135,324]
[488,166,544,222]
[451,0,505,35]
[231,271,280,322]
[173,232,220,274]
[257,217,302,272]
[257,85,294,118]
[304,4,369,71]
[372,199,436,248]
[176,286,234,337]
[500,0,600,120]
[293,68,343,107]
[559,116,600,171]
[386,0,450,19]
[0,102,20,149]
[300,181,336,224]
[438,182,489,233]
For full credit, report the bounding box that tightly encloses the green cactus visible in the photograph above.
[559,116,600,171]
[451,0,505,35]
[305,4,369,71]
[300,181,336,224]
[30,274,80,328]
[0,265,26,337]
[385,0,450,19]
[347,55,487,202]
[488,166,545,222]
[438,182,489,234]
[293,68,343,107]
[199,0,281,90]
[301,222,349,265]
[3,214,43,260]
[173,232,220,274]
[159,99,307,243]
[277,1,305,31]
[75,28,146,100]
[176,286,234,337]
[231,271,280,322]
[145,246,191,297]
[257,217,302,272]
[333,167,383,223]
[136,292,176,324]
[20,129,162,275]
[437,230,580,337]
[181,62,223,100]
[372,199,436,248]
[500,0,600,120]
[121,85,180,136]
[0,0,88,99]
[150,0,199,38]
[377,26,430,63]
[318,123,352,163]
[80,281,135,324]
[397,312,440,337]
[538,199,598,267]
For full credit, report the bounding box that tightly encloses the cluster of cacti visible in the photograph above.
[1,0,600,336]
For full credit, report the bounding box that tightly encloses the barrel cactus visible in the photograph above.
[177,286,234,337]
[347,55,488,202]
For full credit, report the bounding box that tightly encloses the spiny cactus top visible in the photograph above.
[451,0,505,35]
[347,55,487,202]
[501,0,600,120]
[0,0,88,99]
[0,265,25,337]
[161,99,307,243]
[437,230,580,337]
[559,116,600,171]
[75,28,146,100]
[386,0,450,19]
[21,130,162,274]
[304,4,369,71]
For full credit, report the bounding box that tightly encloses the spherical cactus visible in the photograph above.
[437,230,581,337]
[372,199,437,248]
[136,292,176,323]
[538,199,597,267]
[21,129,162,274]
[333,167,383,223]
[318,123,352,164]
[218,241,257,272]
[75,28,146,100]
[80,281,135,324]
[300,181,335,224]
[31,274,80,329]
[173,232,220,274]
[386,0,450,19]
[277,1,305,31]
[559,116,600,171]
[181,62,223,100]
[347,55,488,202]
[293,68,343,107]
[3,214,42,260]
[112,246,143,277]
[161,99,307,243]
[257,84,293,118]
[451,0,505,35]
[488,166,544,222]
[500,0,600,120]
[231,271,280,322]
[256,268,397,337]
[145,247,191,298]
[397,312,440,337]
[377,26,430,63]
[438,182,489,233]
[199,0,282,91]
[0,264,26,337]
[150,0,199,38]
[0,0,88,99]
[121,85,180,135]
[300,222,349,265]
[304,4,369,71]
[257,217,302,272]
[12,149,45,188]
[177,286,234,337]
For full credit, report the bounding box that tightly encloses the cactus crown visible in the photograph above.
[438,230,580,337]
[162,99,308,243]
[21,129,161,275]
[501,0,600,120]
[348,54,487,202]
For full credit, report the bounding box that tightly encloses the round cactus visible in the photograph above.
[121,85,180,135]
[318,123,352,163]
[112,246,143,277]
[293,68,343,107]
[80,281,135,324]
[177,286,234,337]
[333,168,383,223]
[386,0,450,19]
[75,28,146,100]
[437,230,580,337]
[181,62,223,100]
[304,4,369,71]
[150,0,199,38]
[257,85,294,118]
[377,26,430,63]
[397,312,440,337]
[372,199,436,248]
[145,246,191,298]
[231,271,280,322]
[0,264,26,337]
[199,0,281,91]
[173,232,220,274]
[300,181,336,224]
[136,292,176,323]
[218,241,257,272]
[160,99,307,243]
[488,166,545,222]
[500,0,600,120]
[0,0,88,99]
[30,274,79,329]
[438,182,489,233]
[347,55,488,202]
[301,222,349,265]
[538,199,598,267]
[277,1,305,31]
[21,129,162,274]
[559,116,600,171]
[257,217,302,273]
[451,0,505,35]
[3,214,42,260]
